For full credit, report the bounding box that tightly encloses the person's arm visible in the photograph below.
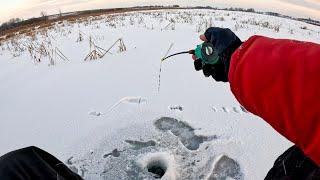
[229,35,320,165]
[194,28,320,165]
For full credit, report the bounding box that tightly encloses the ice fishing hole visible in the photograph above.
[147,160,167,178]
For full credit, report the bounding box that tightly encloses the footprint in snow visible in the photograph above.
[88,111,103,116]
[222,107,230,113]
[168,105,183,112]
[210,105,249,114]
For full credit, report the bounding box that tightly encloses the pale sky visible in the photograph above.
[0,0,319,23]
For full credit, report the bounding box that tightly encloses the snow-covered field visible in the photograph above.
[1,9,320,179]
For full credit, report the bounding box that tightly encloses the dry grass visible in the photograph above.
[0,7,181,40]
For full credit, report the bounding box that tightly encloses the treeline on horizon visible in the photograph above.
[1,5,319,34]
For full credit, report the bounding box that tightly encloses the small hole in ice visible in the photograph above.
[147,161,166,178]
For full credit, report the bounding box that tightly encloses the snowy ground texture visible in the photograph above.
[1,9,320,179]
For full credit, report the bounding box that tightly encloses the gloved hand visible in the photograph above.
[192,27,242,82]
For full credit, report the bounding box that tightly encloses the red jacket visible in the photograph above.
[229,36,320,165]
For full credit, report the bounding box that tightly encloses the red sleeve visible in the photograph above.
[229,35,320,165]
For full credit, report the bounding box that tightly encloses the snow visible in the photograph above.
[0,9,319,179]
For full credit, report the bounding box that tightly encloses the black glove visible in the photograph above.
[194,27,242,82]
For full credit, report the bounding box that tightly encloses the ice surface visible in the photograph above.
[154,117,217,150]
[64,115,241,179]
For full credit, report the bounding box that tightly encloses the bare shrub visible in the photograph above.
[274,25,280,32]
[289,29,294,34]
[76,31,84,42]
[129,17,135,25]
[261,22,269,28]
[241,18,281,32]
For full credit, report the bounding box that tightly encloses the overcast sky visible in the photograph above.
[0,0,319,23]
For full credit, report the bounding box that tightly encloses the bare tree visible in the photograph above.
[40,11,48,20]
[58,9,62,17]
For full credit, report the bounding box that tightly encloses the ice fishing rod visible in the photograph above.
[161,42,219,65]
[158,42,219,93]
[161,50,194,61]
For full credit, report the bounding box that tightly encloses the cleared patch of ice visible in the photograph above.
[125,139,157,150]
[154,117,218,150]
[66,115,244,179]
[208,155,243,180]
